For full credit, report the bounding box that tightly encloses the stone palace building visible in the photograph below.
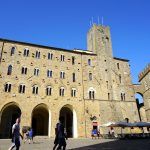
[0,24,149,138]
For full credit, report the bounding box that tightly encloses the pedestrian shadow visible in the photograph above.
[68,139,150,150]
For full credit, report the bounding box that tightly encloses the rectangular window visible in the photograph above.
[61,55,65,61]
[47,70,52,78]
[48,53,53,60]
[88,59,91,66]
[60,71,65,79]
[117,63,120,69]
[72,56,75,65]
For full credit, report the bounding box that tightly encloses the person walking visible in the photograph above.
[54,117,67,150]
[29,128,34,144]
[8,117,23,150]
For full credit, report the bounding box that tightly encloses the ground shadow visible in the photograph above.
[68,139,150,150]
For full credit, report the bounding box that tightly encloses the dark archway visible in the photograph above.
[32,105,49,136]
[135,93,144,121]
[0,103,21,139]
[60,106,73,138]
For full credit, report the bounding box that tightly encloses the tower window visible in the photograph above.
[35,51,40,59]
[21,67,27,75]
[71,88,76,97]
[19,84,25,93]
[7,65,12,75]
[47,70,52,78]
[121,93,125,101]
[23,48,29,57]
[48,53,53,60]
[4,83,11,92]
[72,56,75,65]
[59,87,64,96]
[88,59,91,66]
[117,63,120,69]
[89,90,95,99]
[119,74,121,83]
[34,68,39,76]
[89,73,92,80]
[61,55,65,61]
[108,93,110,100]
[11,47,15,56]
[72,73,76,82]
[32,85,38,94]
[60,71,65,79]
[46,86,52,96]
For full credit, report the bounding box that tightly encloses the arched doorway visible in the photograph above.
[59,105,77,138]
[135,93,144,121]
[32,104,49,136]
[0,103,21,138]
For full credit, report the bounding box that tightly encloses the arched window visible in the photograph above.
[72,56,75,65]
[60,54,65,61]
[46,86,52,96]
[121,93,125,101]
[59,87,64,96]
[48,52,53,60]
[23,48,29,57]
[88,88,95,99]
[11,47,15,56]
[35,51,40,59]
[7,65,12,75]
[125,118,129,123]
[4,83,11,92]
[88,59,91,66]
[71,88,76,97]
[34,68,39,76]
[89,73,92,80]
[47,70,52,78]
[32,85,38,94]
[72,73,76,82]
[21,67,27,74]
[19,84,25,93]
[60,71,65,79]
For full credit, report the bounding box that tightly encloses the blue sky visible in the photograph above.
[0,0,149,86]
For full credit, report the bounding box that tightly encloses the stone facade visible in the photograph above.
[0,24,140,138]
[137,64,150,121]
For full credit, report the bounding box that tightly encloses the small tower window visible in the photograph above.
[89,73,92,80]
[48,53,53,60]
[72,73,76,82]
[61,55,65,61]
[60,87,64,96]
[4,83,11,92]
[89,90,95,99]
[46,86,52,96]
[34,68,39,76]
[35,51,40,59]
[60,71,65,79]
[108,93,110,100]
[117,63,120,69]
[88,59,91,66]
[21,67,27,75]
[11,47,15,56]
[72,56,75,65]
[32,85,38,94]
[71,88,76,97]
[47,70,52,78]
[19,84,25,93]
[7,65,12,75]
[23,48,29,57]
